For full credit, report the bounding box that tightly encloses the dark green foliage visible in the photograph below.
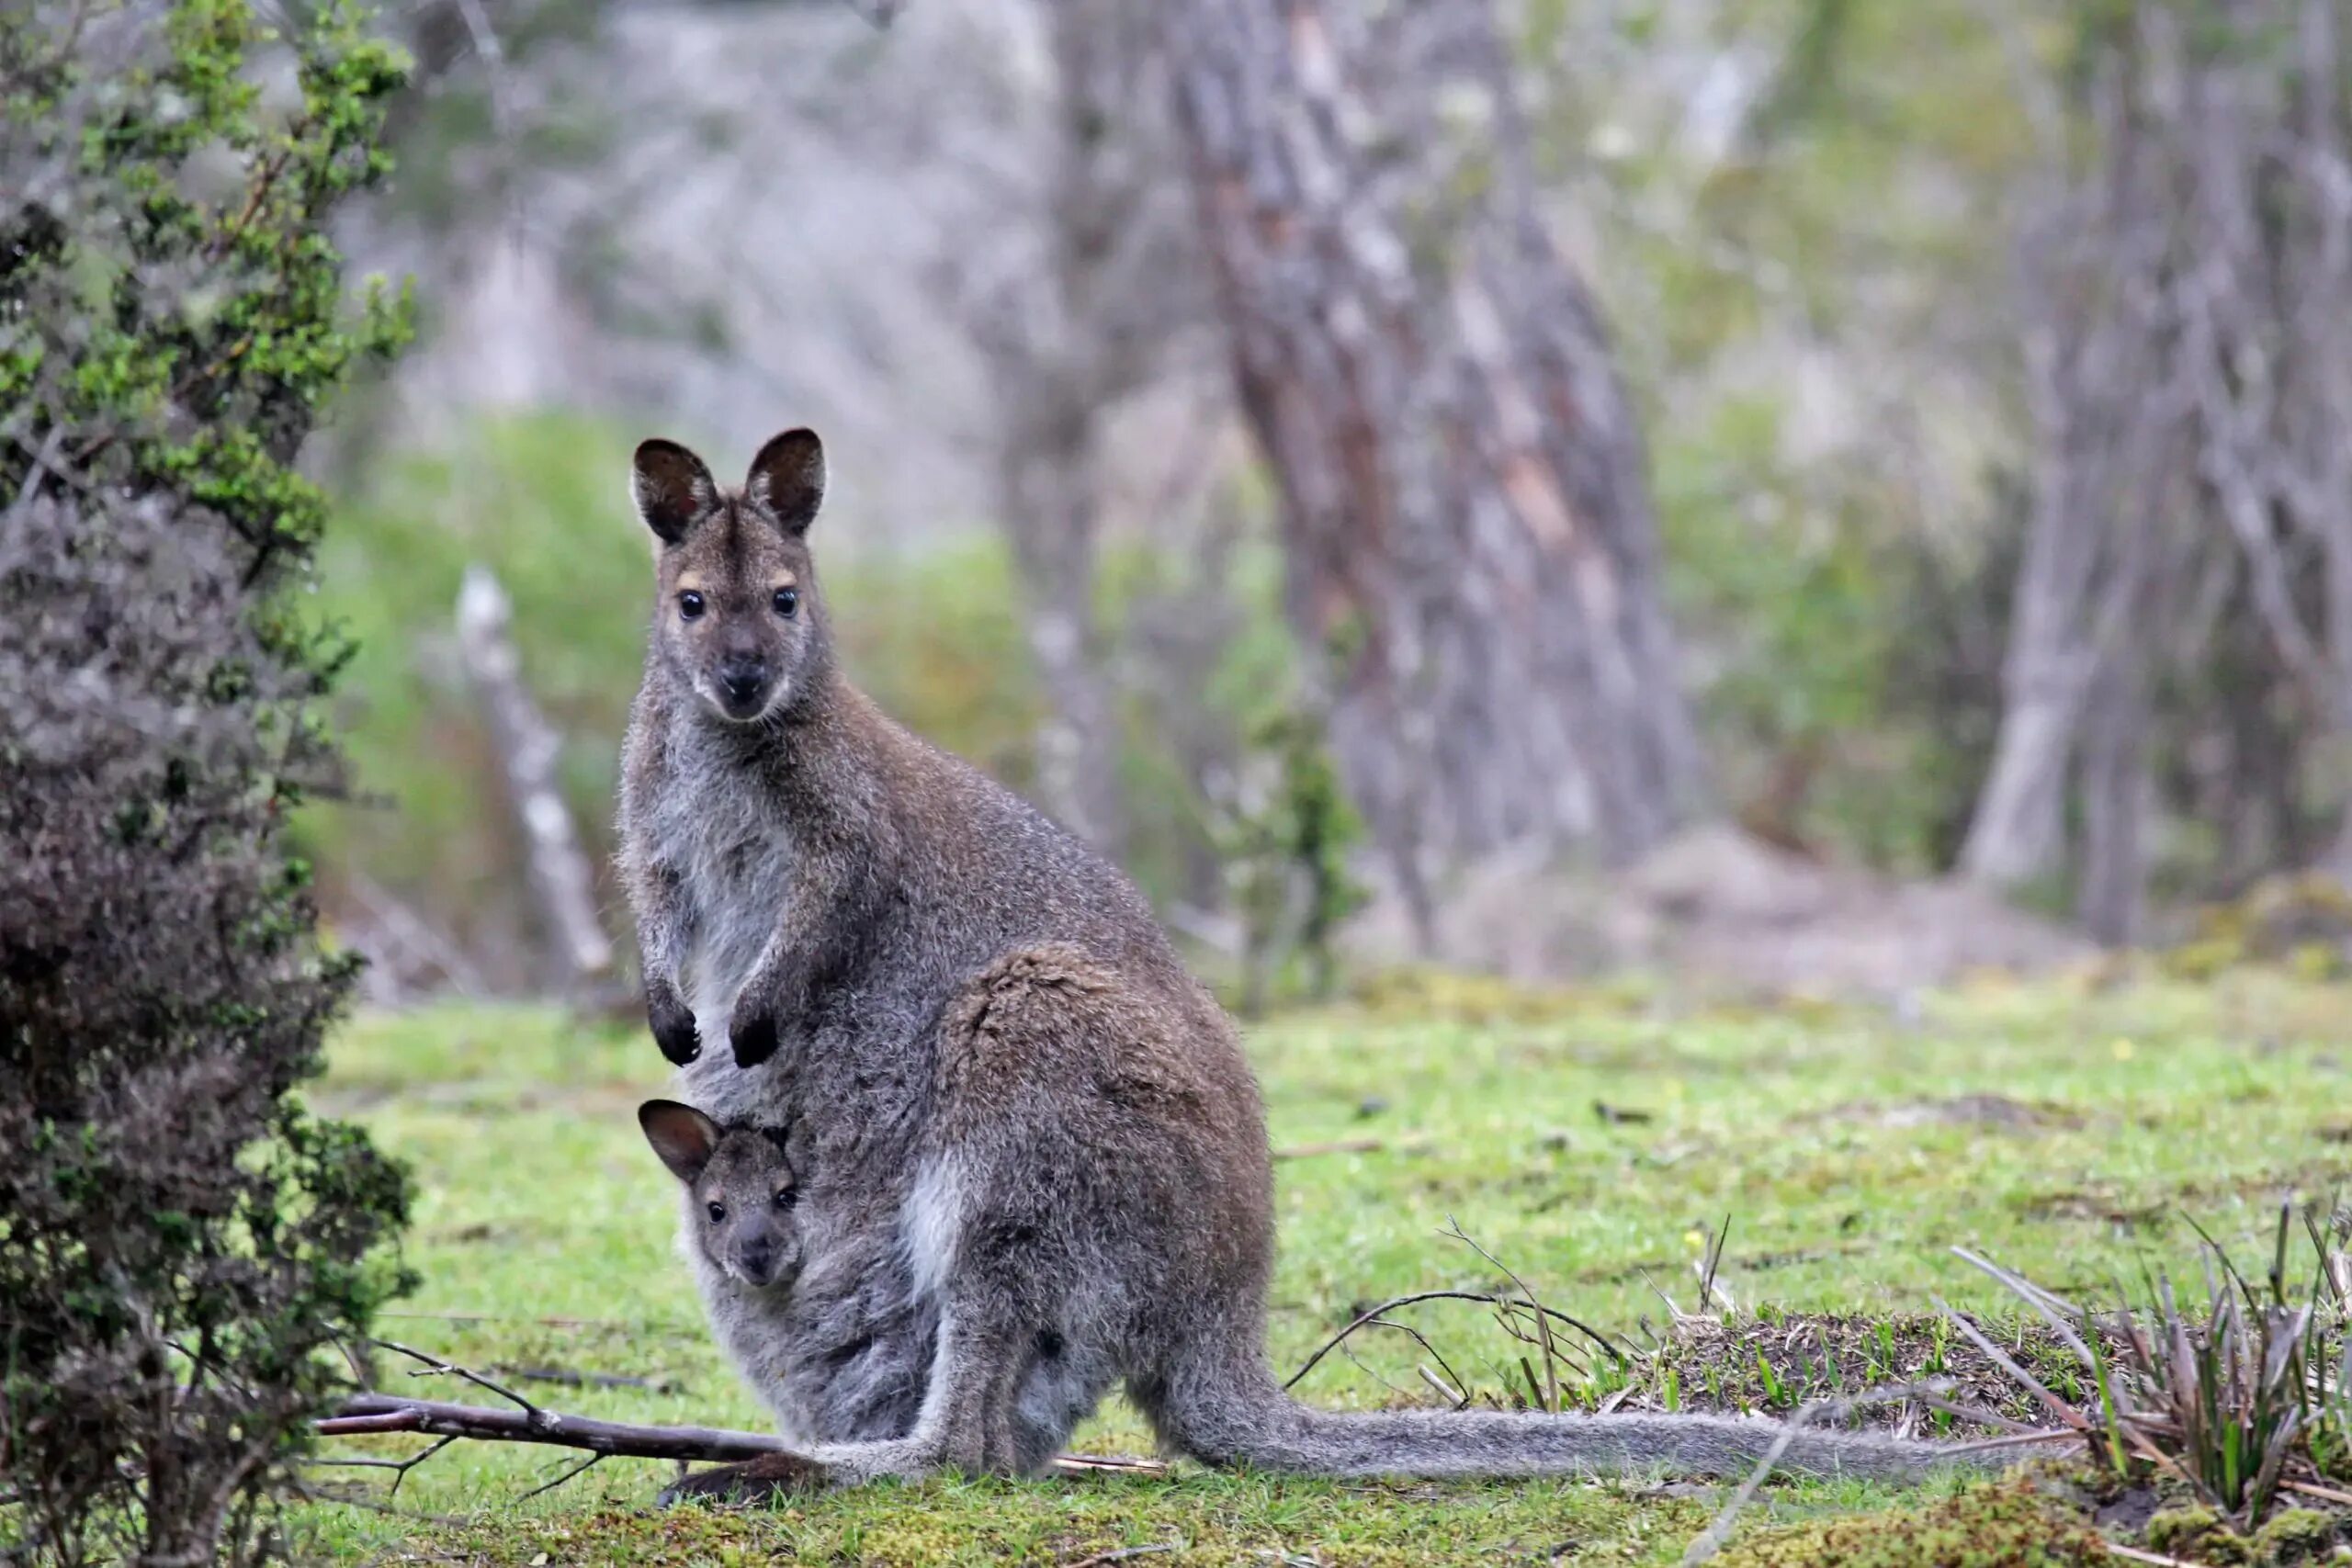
[0,3,414,1562]
[1209,705,1369,1015]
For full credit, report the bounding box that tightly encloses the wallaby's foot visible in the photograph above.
[647,979,700,1065]
[656,1451,831,1507]
[801,1434,952,1485]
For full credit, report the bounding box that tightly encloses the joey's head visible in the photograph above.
[639,1100,807,1290]
[630,428,831,725]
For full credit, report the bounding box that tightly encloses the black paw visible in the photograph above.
[729,1005,781,1069]
[647,981,700,1065]
[656,1453,829,1507]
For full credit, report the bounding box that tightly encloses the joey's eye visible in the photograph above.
[772,587,799,619]
[775,1188,798,1211]
[706,1201,726,1224]
[679,591,707,621]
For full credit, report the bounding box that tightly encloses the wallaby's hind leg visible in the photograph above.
[789,1310,1027,1483]
[661,1313,1024,1502]
[924,1310,1026,1475]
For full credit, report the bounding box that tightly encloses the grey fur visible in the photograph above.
[617,430,1985,1498]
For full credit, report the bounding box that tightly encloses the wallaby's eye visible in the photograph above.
[706,1200,726,1224]
[772,587,799,619]
[679,591,707,621]
[775,1188,798,1211]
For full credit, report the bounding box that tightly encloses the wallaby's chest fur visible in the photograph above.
[647,713,797,1040]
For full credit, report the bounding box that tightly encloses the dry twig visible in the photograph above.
[1284,1289,1627,1393]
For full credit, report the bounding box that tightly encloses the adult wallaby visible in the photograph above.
[618,429,1978,1498]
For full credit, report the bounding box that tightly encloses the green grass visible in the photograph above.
[289,967,2352,1563]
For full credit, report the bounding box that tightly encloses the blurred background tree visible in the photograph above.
[260,0,2352,1001]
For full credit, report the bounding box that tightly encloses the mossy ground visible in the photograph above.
[290,966,2352,1563]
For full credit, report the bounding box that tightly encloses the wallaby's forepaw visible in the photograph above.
[656,1452,831,1507]
[729,1004,782,1069]
[647,980,700,1066]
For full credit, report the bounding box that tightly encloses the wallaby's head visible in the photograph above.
[639,1099,806,1290]
[629,428,829,726]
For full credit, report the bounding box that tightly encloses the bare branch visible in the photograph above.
[314,1392,1167,1484]
[305,1433,458,1500]
[373,1339,544,1420]
[515,1451,604,1502]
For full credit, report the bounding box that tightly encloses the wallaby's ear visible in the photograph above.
[632,439,716,545]
[639,1099,723,1184]
[743,428,825,536]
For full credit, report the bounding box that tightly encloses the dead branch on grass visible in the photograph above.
[492,1363,684,1395]
[1272,1135,1429,1160]
[311,1387,1169,1500]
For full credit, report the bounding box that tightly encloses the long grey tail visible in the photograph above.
[1144,1356,1983,1483]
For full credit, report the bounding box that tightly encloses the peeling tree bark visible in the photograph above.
[1160,0,1707,897]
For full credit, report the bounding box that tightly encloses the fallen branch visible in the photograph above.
[2102,1546,2220,1568]
[306,1432,458,1498]
[379,1337,544,1415]
[315,1392,1167,1483]
[1272,1135,1427,1160]
[376,1309,661,1333]
[2282,1477,2352,1507]
[493,1363,684,1395]
[1067,1545,1184,1568]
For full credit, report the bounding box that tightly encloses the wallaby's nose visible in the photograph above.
[737,1235,776,1285]
[718,659,768,711]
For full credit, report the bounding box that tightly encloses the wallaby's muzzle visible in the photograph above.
[729,1222,798,1289]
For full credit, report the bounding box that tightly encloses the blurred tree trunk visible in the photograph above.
[997,376,1125,855]
[1964,0,2352,940]
[968,0,1202,859]
[1160,0,1707,908]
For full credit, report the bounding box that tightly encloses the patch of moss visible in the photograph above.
[2145,1503,2247,1563]
[2252,1506,2339,1565]
[2166,873,2352,979]
[1713,1475,2105,1567]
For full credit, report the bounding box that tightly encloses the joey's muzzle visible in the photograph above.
[730,1229,797,1290]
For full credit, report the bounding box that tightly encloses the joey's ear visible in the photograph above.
[639,1099,723,1184]
[743,428,825,536]
[632,439,716,545]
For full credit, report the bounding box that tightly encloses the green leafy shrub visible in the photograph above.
[0,3,414,1561]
